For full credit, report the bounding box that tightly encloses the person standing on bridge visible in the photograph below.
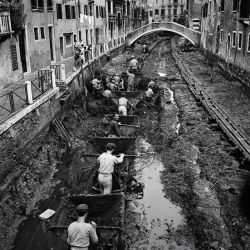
[67,204,98,250]
[97,143,125,194]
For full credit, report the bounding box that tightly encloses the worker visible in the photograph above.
[145,87,154,102]
[129,56,138,73]
[127,69,135,91]
[142,44,149,53]
[92,78,102,98]
[112,74,120,85]
[118,93,133,116]
[117,78,125,91]
[108,81,117,91]
[148,80,155,89]
[67,204,98,250]
[109,114,122,137]
[103,89,112,105]
[97,143,125,194]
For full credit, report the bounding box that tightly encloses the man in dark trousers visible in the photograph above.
[67,204,98,250]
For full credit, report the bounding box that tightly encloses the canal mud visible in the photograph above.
[1,34,250,250]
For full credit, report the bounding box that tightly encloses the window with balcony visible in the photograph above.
[56,4,62,19]
[40,26,45,40]
[71,6,76,19]
[238,32,243,50]
[65,5,71,19]
[232,31,236,47]
[47,0,53,12]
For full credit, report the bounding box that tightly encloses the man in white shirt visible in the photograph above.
[103,89,112,105]
[67,204,98,250]
[97,143,125,194]
[92,78,102,97]
[118,93,133,116]
[129,56,138,73]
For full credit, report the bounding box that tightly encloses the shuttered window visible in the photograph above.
[10,44,18,71]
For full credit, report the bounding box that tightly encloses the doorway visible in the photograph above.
[49,26,54,61]
[19,29,27,73]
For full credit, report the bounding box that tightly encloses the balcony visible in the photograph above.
[0,11,12,37]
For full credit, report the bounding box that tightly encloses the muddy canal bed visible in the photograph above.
[2,35,250,250]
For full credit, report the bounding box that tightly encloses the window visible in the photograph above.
[220,0,224,11]
[74,34,76,43]
[168,7,171,14]
[150,11,153,17]
[220,29,223,43]
[161,8,165,16]
[65,34,72,46]
[40,27,45,40]
[57,4,62,19]
[89,5,93,16]
[78,2,81,18]
[47,0,53,12]
[233,0,238,11]
[155,9,159,15]
[232,31,236,47]
[79,30,82,41]
[84,5,88,15]
[34,27,39,40]
[38,0,44,11]
[239,0,250,18]
[10,44,18,71]
[203,3,208,17]
[238,32,243,50]
[96,6,99,18]
[86,30,89,45]
[156,0,158,4]
[162,0,164,4]
[174,8,177,15]
[31,0,38,11]
[65,5,71,19]
[71,6,76,19]
[247,33,250,52]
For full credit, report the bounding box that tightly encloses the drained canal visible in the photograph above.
[1,34,250,250]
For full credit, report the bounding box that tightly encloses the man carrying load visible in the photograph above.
[97,143,125,194]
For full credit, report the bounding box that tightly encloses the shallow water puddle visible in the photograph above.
[130,139,185,248]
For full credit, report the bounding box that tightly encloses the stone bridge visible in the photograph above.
[126,22,201,45]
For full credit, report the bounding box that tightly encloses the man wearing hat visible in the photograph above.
[97,143,125,194]
[67,204,98,250]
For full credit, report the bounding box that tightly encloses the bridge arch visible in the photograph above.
[126,22,201,46]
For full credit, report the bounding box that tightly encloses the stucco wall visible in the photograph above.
[0,36,23,90]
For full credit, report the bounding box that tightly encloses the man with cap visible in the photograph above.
[67,204,98,250]
[97,143,125,194]
[118,93,133,116]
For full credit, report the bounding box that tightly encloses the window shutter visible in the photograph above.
[10,44,18,71]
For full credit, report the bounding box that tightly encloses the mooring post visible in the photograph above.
[25,80,33,105]
[50,69,56,89]
[60,64,66,82]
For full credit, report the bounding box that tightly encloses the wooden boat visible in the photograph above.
[44,193,125,250]
[111,91,144,106]
[103,114,140,136]
[40,137,137,249]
